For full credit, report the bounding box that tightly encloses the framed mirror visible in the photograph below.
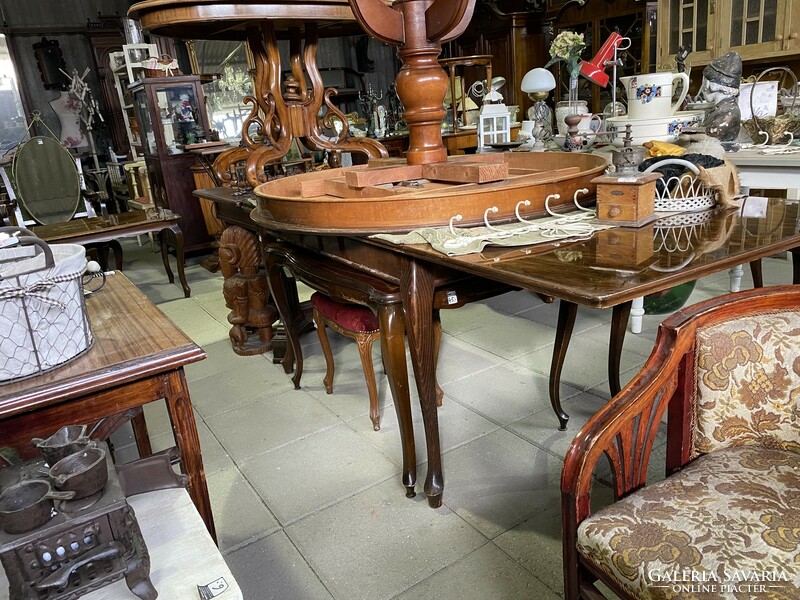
[32,38,68,91]
[12,136,81,224]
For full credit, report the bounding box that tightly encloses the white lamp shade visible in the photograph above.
[521,68,556,94]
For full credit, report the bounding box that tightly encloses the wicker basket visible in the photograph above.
[0,229,92,382]
[643,159,717,212]
[140,54,181,78]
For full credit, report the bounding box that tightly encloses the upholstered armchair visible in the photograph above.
[562,285,800,600]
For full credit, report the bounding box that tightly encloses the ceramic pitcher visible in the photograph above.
[619,72,690,120]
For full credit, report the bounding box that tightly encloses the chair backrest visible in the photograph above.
[691,309,800,458]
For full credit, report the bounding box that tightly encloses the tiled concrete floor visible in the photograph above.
[112,239,793,599]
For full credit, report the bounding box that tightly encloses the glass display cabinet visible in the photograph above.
[130,75,213,250]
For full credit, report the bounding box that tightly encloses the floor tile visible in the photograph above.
[455,313,559,359]
[240,423,399,524]
[434,334,508,387]
[157,297,230,345]
[440,429,564,539]
[206,465,280,552]
[149,418,235,476]
[225,531,334,600]
[205,388,340,462]
[353,393,500,469]
[285,478,486,600]
[507,391,609,459]
[184,338,267,382]
[480,289,548,315]
[194,290,235,327]
[439,302,511,336]
[394,542,561,600]
[189,360,295,420]
[442,362,578,427]
[514,337,646,395]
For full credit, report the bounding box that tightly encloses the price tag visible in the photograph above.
[198,577,229,599]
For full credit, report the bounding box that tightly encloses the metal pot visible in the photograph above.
[32,425,90,466]
[49,445,108,499]
[0,480,75,534]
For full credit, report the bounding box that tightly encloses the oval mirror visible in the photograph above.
[12,136,81,225]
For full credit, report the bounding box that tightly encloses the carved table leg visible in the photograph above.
[399,256,442,507]
[265,251,303,387]
[749,259,763,288]
[793,248,800,284]
[609,301,633,397]
[164,368,216,542]
[379,303,417,497]
[166,224,190,298]
[550,301,577,430]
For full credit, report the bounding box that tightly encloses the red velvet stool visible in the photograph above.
[310,292,442,431]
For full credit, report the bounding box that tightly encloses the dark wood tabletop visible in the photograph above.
[367,199,799,308]
[30,210,179,245]
[31,210,192,298]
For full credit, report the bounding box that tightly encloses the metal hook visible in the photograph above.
[515,200,536,224]
[483,206,501,230]
[543,194,561,217]
[449,214,463,236]
[755,131,770,148]
[572,188,591,212]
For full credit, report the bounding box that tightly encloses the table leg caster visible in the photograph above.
[426,493,443,508]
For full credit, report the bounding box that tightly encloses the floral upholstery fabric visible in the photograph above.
[692,310,800,458]
[577,446,800,600]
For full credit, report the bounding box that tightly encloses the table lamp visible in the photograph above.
[579,33,630,118]
[521,67,556,149]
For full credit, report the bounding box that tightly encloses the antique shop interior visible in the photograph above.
[1,0,800,598]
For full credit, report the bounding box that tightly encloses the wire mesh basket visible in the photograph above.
[643,159,717,212]
[0,229,92,382]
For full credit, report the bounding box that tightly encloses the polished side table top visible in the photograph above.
[31,210,181,245]
[0,273,205,416]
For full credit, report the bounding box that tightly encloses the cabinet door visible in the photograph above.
[720,0,789,60]
[657,0,715,67]
[151,83,206,152]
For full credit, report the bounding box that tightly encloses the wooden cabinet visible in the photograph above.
[130,76,213,250]
[443,9,544,120]
[657,0,800,68]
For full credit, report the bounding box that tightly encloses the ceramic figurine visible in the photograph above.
[700,51,742,142]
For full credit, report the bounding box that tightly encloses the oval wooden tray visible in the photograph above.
[252,152,607,234]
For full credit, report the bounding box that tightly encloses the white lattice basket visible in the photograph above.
[643,158,717,212]
[0,231,92,382]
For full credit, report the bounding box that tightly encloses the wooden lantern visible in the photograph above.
[592,172,662,227]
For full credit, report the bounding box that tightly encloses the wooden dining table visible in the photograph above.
[252,197,800,508]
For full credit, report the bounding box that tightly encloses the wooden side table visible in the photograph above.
[0,274,214,538]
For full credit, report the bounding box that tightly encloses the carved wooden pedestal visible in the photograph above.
[219,226,278,355]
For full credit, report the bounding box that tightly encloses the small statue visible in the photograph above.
[219,226,278,355]
[700,51,742,142]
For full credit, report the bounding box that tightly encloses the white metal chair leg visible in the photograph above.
[630,296,644,334]
[730,265,744,292]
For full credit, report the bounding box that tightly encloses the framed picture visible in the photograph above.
[122,43,158,81]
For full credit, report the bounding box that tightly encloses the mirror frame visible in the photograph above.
[32,38,68,91]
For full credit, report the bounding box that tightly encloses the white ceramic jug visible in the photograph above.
[619,72,690,120]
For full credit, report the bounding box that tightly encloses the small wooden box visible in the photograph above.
[592,173,662,227]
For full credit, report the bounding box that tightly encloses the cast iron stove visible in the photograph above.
[0,442,156,600]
